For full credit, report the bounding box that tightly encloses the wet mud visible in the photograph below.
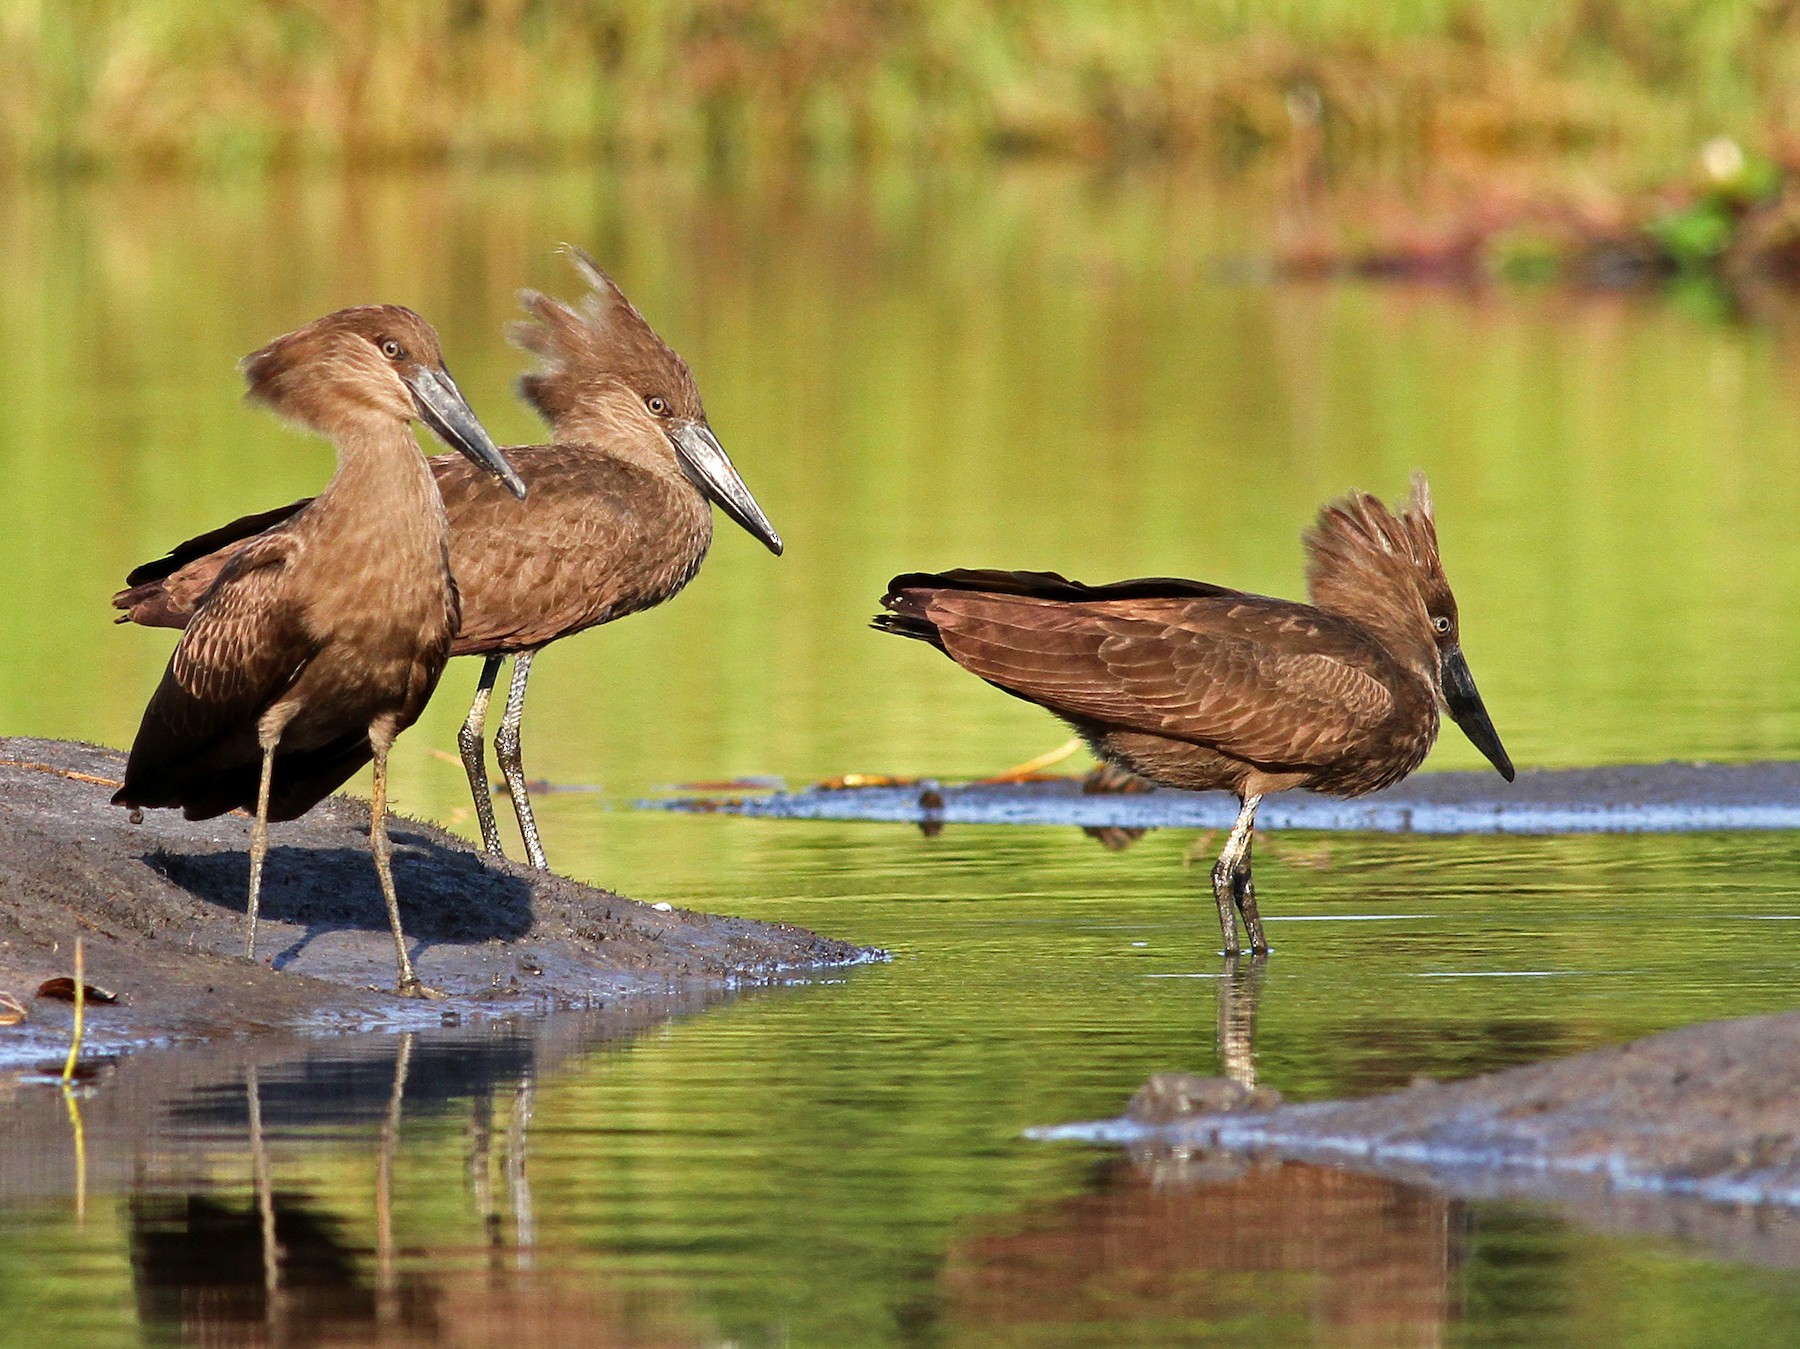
[1045,1008,1800,1223]
[0,737,874,1068]
[656,760,1800,832]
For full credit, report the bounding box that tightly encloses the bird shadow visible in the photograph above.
[145,838,535,947]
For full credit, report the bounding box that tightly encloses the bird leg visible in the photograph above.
[493,651,548,872]
[1232,818,1269,955]
[369,735,442,999]
[244,740,277,961]
[1209,793,1265,956]
[458,654,505,858]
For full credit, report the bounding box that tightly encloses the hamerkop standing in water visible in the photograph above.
[874,474,1514,955]
[112,307,527,996]
[115,248,782,871]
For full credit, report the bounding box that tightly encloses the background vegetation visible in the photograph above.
[10,0,1800,175]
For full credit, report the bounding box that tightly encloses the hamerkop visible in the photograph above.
[874,474,1514,954]
[114,248,783,870]
[112,307,527,996]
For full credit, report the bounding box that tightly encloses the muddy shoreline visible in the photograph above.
[0,737,875,1068]
[1045,1006,1800,1218]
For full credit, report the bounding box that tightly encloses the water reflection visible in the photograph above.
[1217,953,1267,1088]
[946,1151,1464,1346]
[127,1035,547,1346]
[26,1016,715,1347]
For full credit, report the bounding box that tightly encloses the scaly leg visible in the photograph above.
[494,651,548,872]
[1208,793,1263,956]
[1232,814,1269,955]
[370,734,442,999]
[245,740,278,961]
[458,655,506,858]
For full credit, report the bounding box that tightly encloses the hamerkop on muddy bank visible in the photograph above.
[112,307,526,997]
[115,248,783,871]
[874,474,1514,954]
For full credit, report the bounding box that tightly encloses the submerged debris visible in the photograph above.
[1127,1073,1284,1124]
[35,978,119,1005]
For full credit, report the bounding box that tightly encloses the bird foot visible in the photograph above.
[395,978,447,1001]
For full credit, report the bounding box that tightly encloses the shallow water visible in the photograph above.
[5,164,1800,1344]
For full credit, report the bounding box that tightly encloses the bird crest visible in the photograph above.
[1302,472,1449,669]
[509,246,701,439]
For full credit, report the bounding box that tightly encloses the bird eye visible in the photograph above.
[646,395,670,417]
[380,338,406,361]
[1432,615,1452,635]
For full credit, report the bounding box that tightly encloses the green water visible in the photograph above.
[4,165,1800,1345]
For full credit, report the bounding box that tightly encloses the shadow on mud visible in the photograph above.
[145,842,536,944]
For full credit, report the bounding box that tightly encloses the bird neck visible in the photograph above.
[312,420,448,556]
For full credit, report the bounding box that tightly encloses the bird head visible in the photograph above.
[1305,473,1513,782]
[241,306,526,500]
[509,248,782,555]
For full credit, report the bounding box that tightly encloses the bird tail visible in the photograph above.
[870,585,946,649]
[112,498,312,630]
[874,568,1135,648]
[876,566,1234,621]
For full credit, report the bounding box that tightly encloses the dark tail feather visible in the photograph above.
[115,732,375,824]
[882,568,1238,605]
[871,612,943,649]
[121,499,312,589]
[112,580,198,630]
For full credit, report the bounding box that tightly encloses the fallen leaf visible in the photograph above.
[816,773,919,789]
[35,977,119,1005]
[0,992,25,1027]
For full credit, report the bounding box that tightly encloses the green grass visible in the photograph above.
[6,1,1798,175]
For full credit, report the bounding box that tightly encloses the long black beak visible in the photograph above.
[670,420,783,555]
[407,366,527,500]
[1442,646,1514,782]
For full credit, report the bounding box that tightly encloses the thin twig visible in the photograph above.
[60,938,84,1084]
[0,758,124,790]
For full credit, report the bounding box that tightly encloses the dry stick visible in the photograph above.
[60,938,84,1083]
[0,758,123,790]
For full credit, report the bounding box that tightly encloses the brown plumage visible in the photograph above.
[112,306,526,996]
[874,474,1514,954]
[114,248,782,871]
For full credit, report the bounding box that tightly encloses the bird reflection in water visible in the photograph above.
[123,1039,582,1347]
[1217,952,1268,1090]
[942,1151,1468,1345]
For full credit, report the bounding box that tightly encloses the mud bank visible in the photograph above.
[1040,1010,1800,1214]
[654,760,1800,833]
[0,737,874,1068]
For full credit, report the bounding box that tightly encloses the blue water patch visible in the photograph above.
[642,762,1800,835]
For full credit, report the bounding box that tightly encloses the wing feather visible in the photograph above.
[926,592,1398,769]
[116,533,315,807]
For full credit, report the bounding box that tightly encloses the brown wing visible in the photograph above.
[434,443,707,654]
[922,592,1399,769]
[115,532,316,814]
[114,497,312,629]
